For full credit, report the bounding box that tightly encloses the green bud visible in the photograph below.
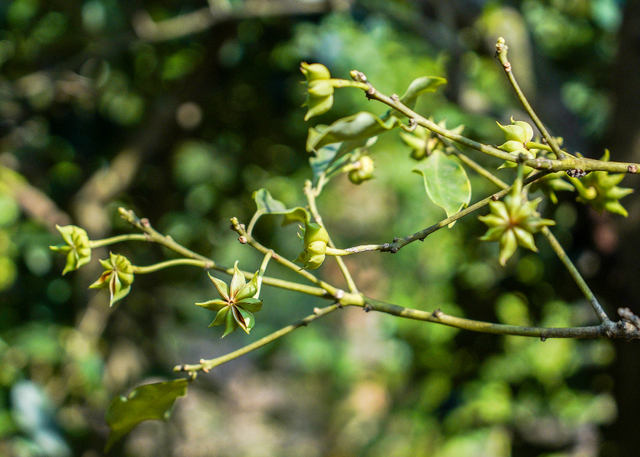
[301,62,334,120]
[497,119,533,144]
[296,221,329,270]
[348,156,375,184]
[300,62,331,82]
[50,225,92,275]
[89,252,134,306]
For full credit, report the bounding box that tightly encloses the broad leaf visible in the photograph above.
[306,112,404,152]
[105,379,188,452]
[412,150,471,225]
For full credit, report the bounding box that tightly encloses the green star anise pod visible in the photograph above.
[89,252,134,306]
[400,121,465,161]
[571,150,634,217]
[50,225,92,275]
[479,193,555,266]
[196,262,263,338]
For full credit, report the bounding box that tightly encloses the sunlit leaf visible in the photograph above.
[105,379,188,452]
[412,150,471,225]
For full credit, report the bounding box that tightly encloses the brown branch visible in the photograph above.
[133,0,346,42]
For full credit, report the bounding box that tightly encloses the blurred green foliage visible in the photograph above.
[0,0,631,456]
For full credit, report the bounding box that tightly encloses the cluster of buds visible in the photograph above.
[196,262,263,337]
[570,150,633,217]
[479,176,555,265]
[295,218,330,270]
[301,63,336,121]
[50,225,92,275]
[89,252,135,306]
[400,121,464,160]
[496,118,536,171]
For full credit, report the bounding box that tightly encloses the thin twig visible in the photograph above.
[495,37,565,160]
[175,303,342,373]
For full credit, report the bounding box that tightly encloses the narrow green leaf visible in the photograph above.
[398,76,447,110]
[412,150,471,225]
[105,379,188,452]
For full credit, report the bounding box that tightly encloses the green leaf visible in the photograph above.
[310,144,340,183]
[412,150,471,225]
[398,76,447,110]
[105,379,188,452]
[252,188,288,214]
[306,112,404,152]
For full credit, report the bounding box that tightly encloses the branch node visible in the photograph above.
[618,307,640,330]
[540,335,547,342]
[363,304,373,312]
[238,236,247,244]
[628,164,638,174]
[313,307,321,315]
[334,289,345,300]
[566,169,587,179]
[432,308,443,318]
[390,94,399,101]
[141,218,151,228]
[491,194,500,201]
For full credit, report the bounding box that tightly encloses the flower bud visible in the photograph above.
[296,221,329,270]
[301,62,334,120]
[348,156,375,184]
[300,62,331,82]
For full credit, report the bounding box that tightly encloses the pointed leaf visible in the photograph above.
[306,112,404,152]
[252,188,288,214]
[398,76,447,109]
[105,379,188,452]
[281,207,309,226]
[412,150,471,224]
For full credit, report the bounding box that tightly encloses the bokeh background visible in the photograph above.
[2,0,640,455]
